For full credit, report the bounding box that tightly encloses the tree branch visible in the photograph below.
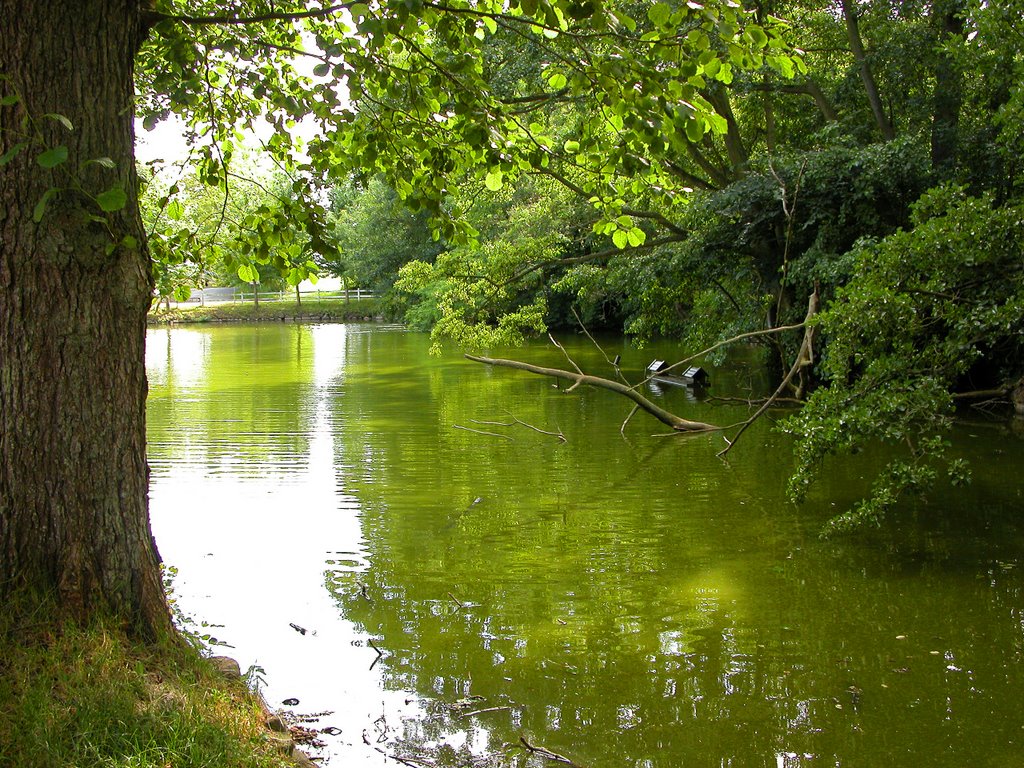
[147,3,355,27]
[717,288,820,458]
[465,355,719,433]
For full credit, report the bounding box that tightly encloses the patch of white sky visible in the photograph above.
[135,26,352,172]
[134,21,353,290]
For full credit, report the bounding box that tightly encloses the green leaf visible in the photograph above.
[313,63,330,77]
[96,186,127,212]
[83,156,117,170]
[237,263,258,283]
[548,72,567,89]
[32,188,58,223]
[0,141,28,166]
[43,113,74,131]
[0,94,19,106]
[627,227,646,247]
[746,25,769,48]
[36,145,69,169]
[166,200,185,220]
[648,2,671,27]
[563,139,580,153]
[685,118,705,143]
[612,229,629,249]
[484,169,503,191]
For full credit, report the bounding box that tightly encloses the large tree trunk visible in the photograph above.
[0,1,171,637]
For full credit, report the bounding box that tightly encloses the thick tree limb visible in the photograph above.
[465,355,719,432]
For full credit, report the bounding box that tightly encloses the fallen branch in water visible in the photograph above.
[470,413,567,442]
[453,424,515,441]
[459,705,512,718]
[464,355,719,433]
[519,736,585,767]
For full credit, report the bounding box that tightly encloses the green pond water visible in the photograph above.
[146,322,1024,767]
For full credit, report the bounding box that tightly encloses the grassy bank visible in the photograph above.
[0,613,299,768]
[149,296,382,325]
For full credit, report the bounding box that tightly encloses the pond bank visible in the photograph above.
[148,297,383,326]
[0,609,308,767]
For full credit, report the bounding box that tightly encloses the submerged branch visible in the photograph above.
[520,736,586,767]
[453,424,515,441]
[470,415,566,441]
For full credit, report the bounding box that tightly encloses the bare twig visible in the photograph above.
[718,288,820,458]
[459,706,512,718]
[620,404,639,435]
[367,638,384,671]
[549,333,584,382]
[469,415,566,442]
[571,306,631,386]
[453,424,515,441]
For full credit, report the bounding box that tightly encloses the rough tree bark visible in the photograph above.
[0,1,171,637]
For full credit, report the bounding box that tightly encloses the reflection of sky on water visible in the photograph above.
[148,324,414,766]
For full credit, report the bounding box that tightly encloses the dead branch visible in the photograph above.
[570,307,631,386]
[469,415,567,441]
[465,354,720,432]
[519,736,585,767]
[459,706,512,718]
[718,287,820,458]
[620,404,639,435]
[453,424,515,441]
[952,386,1012,401]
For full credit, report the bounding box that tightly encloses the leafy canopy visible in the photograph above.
[138,0,800,280]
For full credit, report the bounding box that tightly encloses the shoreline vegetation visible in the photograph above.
[0,608,312,768]
[148,297,383,325]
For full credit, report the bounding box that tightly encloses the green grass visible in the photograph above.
[0,610,295,768]
[148,296,381,325]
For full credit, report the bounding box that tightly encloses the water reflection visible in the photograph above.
[147,323,1024,767]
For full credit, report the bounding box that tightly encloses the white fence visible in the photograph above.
[182,287,376,305]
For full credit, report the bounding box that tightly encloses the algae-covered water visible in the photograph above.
[146,322,1024,767]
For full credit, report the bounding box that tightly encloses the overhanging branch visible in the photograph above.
[147,3,354,27]
[465,354,719,433]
